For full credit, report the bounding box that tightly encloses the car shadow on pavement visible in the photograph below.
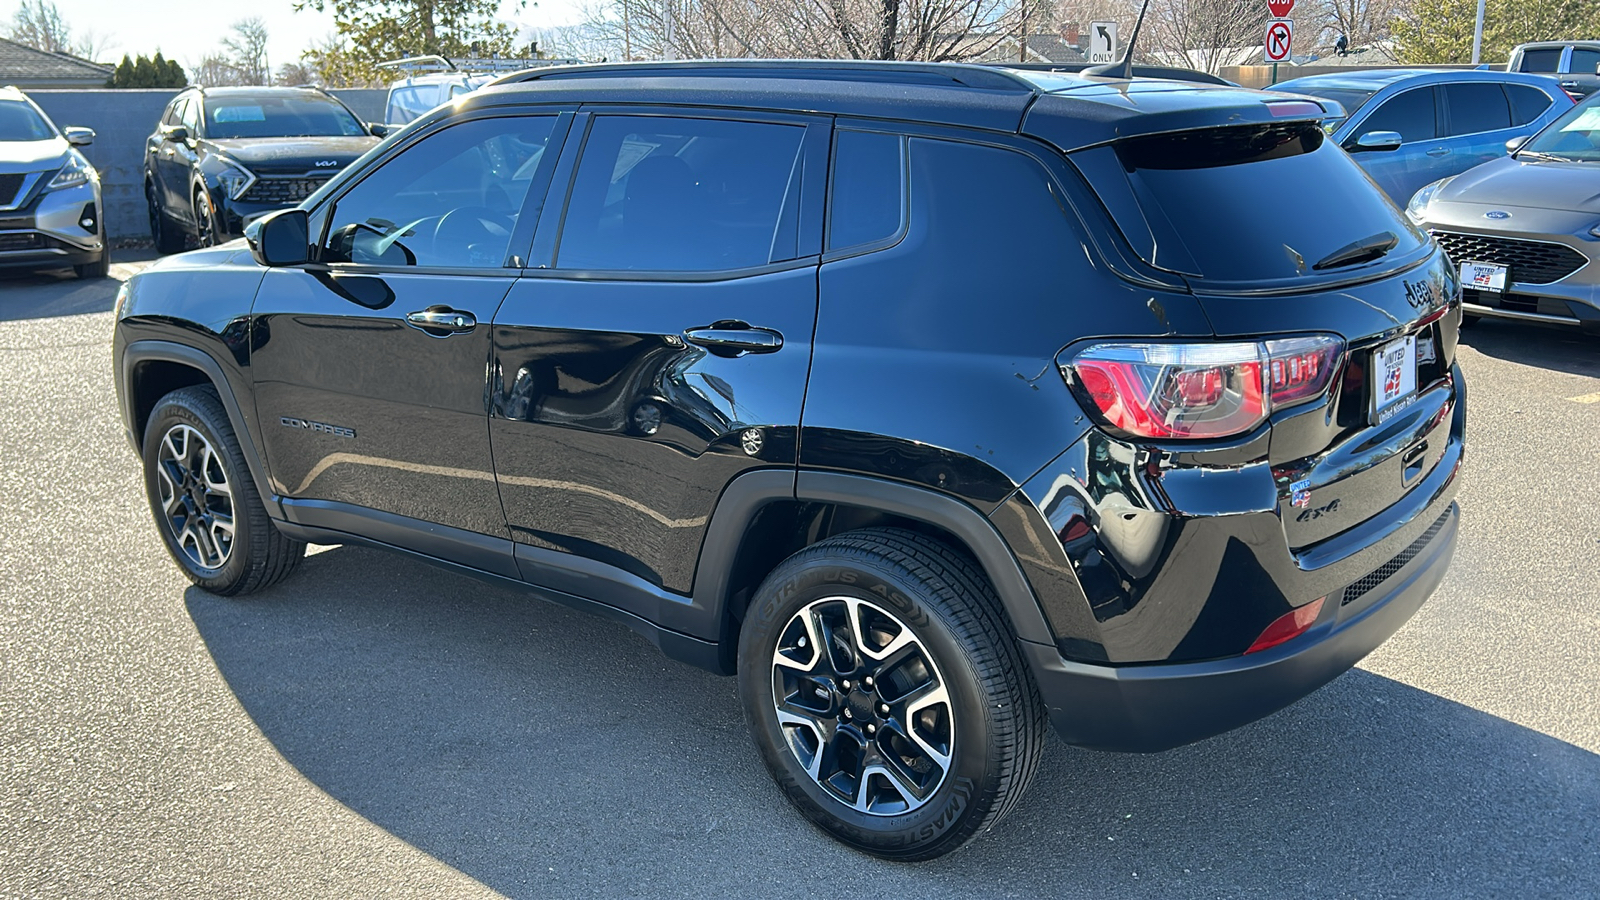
[0,250,158,322]
[1457,318,1600,379]
[186,546,1600,900]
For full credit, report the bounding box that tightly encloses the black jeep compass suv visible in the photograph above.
[113,61,1464,860]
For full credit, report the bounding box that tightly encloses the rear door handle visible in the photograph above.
[1425,147,1450,157]
[406,306,476,335]
[682,321,783,357]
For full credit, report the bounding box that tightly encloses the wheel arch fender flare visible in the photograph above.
[120,340,280,518]
[691,469,1056,666]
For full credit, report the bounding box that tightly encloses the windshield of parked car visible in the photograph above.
[1522,96,1600,161]
[204,94,367,139]
[0,101,55,141]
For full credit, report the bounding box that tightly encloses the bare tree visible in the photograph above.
[190,54,251,87]
[9,0,95,57]
[574,0,1029,63]
[1143,0,1266,73]
[221,18,272,85]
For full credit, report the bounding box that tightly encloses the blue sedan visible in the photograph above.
[1274,69,1573,204]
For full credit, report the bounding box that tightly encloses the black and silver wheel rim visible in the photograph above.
[147,187,161,238]
[155,424,235,570]
[771,596,955,816]
[195,196,216,247]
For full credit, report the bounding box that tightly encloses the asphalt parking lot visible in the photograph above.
[2,255,1597,899]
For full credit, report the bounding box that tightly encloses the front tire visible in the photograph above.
[738,528,1047,860]
[147,181,184,254]
[193,189,220,247]
[73,250,109,279]
[142,385,304,595]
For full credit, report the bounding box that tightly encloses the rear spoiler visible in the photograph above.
[1024,87,1349,153]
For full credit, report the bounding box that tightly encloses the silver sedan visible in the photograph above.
[1407,91,1600,334]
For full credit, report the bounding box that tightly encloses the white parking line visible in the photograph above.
[1568,392,1600,404]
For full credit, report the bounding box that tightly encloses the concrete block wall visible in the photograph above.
[28,88,393,245]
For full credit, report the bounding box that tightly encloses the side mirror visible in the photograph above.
[163,125,189,143]
[63,126,94,146]
[1595,62,1600,75]
[368,122,389,137]
[1505,135,1529,154]
[1350,130,1403,152]
[245,209,310,267]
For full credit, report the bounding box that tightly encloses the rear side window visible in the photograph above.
[1571,49,1600,76]
[1084,121,1425,285]
[1517,48,1562,72]
[1443,83,1511,135]
[1507,84,1555,125]
[828,130,906,252]
[556,116,805,271]
[1357,87,1435,143]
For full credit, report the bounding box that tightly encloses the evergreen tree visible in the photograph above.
[1395,0,1600,63]
[107,54,134,88]
[296,0,525,85]
[106,53,189,87]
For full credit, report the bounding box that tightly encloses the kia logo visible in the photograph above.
[314,160,339,167]
[1485,210,1510,219]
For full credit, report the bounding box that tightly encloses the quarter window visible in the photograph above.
[1507,84,1555,126]
[1356,87,1435,144]
[1443,82,1511,136]
[323,115,556,268]
[555,116,806,271]
[828,130,906,252]
[1518,48,1562,72]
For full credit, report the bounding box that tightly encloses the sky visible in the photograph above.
[28,0,589,70]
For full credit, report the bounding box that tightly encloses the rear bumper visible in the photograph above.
[1026,500,1458,752]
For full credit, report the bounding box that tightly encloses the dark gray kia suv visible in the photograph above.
[112,61,1465,860]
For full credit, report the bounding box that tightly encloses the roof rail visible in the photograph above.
[381,54,585,77]
[990,61,1232,86]
[499,59,1040,92]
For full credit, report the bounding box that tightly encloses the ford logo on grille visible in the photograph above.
[1485,210,1511,219]
[314,160,339,167]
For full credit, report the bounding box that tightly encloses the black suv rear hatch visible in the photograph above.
[1060,113,1460,553]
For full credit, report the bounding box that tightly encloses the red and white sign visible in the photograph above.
[1267,0,1295,17]
[1265,18,1294,63]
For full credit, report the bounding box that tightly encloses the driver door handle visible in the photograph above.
[682,321,784,356]
[1425,147,1450,157]
[406,306,476,334]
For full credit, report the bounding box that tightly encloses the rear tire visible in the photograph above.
[73,250,109,279]
[142,385,304,595]
[738,527,1047,860]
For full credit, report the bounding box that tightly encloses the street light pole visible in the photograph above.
[1471,0,1486,64]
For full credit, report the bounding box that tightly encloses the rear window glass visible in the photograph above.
[828,130,905,251]
[1517,48,1562,73]
[1089,122,1425,284]
[1507,84,1555,125]
[1443,82,1511,135]
[1358,87,1436,143]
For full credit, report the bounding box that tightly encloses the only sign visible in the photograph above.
[1267,0,1294,16]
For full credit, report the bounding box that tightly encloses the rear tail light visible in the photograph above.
[1245,597,1325,654]
[1063,335,1343,440]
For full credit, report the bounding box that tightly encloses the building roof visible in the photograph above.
[0,37,111,88]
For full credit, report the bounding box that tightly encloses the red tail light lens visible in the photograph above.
[1245,597,1325,654]
[1065,336,1343,440]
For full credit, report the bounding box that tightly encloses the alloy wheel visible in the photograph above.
[154,424,235,569]
[771,596,955,815]
[194,194,217,247]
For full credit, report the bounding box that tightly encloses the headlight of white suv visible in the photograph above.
[45,150,96,191]
[1406,178,1449,224]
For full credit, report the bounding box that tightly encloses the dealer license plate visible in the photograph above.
[1461,260,1507,293]
[1371,334,1418,423]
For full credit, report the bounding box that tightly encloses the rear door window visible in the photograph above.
[554,115,806,271]
[1356,87,1436,143]
[1570,49,1600,76]
[1443,82,1512,135]
[827,130,906,252]
[1517,48,1562,72]
[1075,121,1426,285]
[1507,84,1555,125]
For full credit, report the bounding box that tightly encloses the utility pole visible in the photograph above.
[624,0,632,61]
[662,0,677,60]
[1019,0,1028,62]
[1471,0,1486,64]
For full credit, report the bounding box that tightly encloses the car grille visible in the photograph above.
[0,231,46,252]
[1430,230,1588,284]
[242,176,331,204]
[0,173,24,207]
[1341,509,1452,606]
